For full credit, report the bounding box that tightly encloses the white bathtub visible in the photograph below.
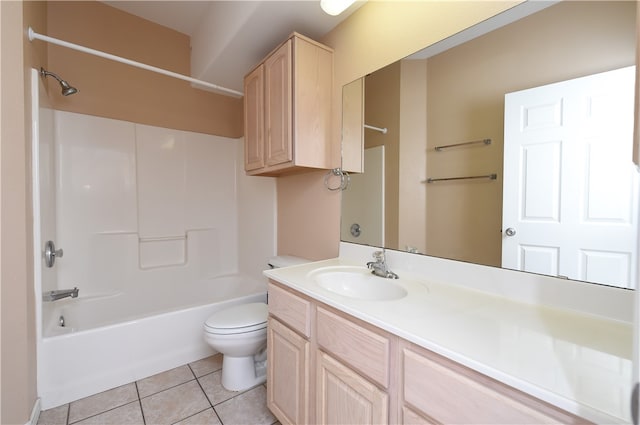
[38,274,267,409]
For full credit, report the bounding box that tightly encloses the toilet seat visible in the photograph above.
[204,302,267,335]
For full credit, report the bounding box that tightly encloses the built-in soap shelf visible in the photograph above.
[138,234,186,269]
[94,231,188,270]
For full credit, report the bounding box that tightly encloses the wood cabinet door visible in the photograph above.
[291,35,334,169]
[267,317,309,425]
[243,64,264,171]
[317,351,388,425]
[264,39,292,167]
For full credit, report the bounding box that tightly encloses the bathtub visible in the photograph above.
[38,274,267,409]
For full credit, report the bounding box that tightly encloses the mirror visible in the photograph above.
[341,0,638,289]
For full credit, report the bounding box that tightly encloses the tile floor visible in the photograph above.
[37,354,280,425]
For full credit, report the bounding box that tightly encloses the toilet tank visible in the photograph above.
[267,255,310,269]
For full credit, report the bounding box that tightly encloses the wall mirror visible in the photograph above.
[340,0,638,289]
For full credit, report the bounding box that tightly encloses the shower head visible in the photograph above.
[40,67,78,96]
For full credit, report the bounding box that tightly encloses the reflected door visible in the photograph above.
[502,66,638,288]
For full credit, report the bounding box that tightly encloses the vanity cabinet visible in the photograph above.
[243,33,334,176]
[267,280,591,425]
[268,281,392,425]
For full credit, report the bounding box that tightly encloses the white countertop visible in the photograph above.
[264,257,633,424]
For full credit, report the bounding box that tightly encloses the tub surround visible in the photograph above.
[264,242,634,423]
[52,110,255,296]
[34,108,277,409]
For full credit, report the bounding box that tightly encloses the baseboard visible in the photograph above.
[27,398,41,425]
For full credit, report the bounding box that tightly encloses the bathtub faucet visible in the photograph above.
[366,250,399,279]
[43,287,79,302]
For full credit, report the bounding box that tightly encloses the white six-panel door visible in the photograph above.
[502,66,638,288]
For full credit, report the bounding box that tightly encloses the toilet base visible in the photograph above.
[221,355,267,391]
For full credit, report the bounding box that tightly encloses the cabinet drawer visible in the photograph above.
[268,282,311,337]
[403,347,585,424]
[316,307,390,388]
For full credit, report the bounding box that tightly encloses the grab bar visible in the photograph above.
[423,173,497,183]
[434,138,491,151]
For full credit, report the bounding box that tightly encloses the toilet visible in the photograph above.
[203,255,308,391]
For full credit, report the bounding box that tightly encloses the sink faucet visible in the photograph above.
[43,287,79,302]
[366,250,399,279]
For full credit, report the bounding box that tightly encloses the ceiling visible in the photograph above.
[101,1,362,95]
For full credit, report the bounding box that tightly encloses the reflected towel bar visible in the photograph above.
[423,173,497,183]
[364,124,388,134]
[434,138,491,151]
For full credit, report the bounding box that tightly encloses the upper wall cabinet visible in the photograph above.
[243,33,334,176]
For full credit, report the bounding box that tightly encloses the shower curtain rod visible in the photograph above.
[27,27,244,98]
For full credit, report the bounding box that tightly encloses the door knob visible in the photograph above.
[505,228,517,237]
[44,240,63,268]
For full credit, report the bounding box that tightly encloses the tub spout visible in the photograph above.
[43,287,79,302]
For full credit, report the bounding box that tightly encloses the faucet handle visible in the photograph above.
[372,250,385,261]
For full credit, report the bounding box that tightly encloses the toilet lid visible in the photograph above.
[204,302,268,333]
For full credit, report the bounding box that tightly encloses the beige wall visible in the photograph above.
[46,1,243,138]
[276,172,341,260]
[425,0,636,266]
[398,59,427,254]
[365,62,400,249]
[276,1,520,260]
[1,1,47,423]
[362,59,429,254]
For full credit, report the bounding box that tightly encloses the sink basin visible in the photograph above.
[308,266,407,301]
